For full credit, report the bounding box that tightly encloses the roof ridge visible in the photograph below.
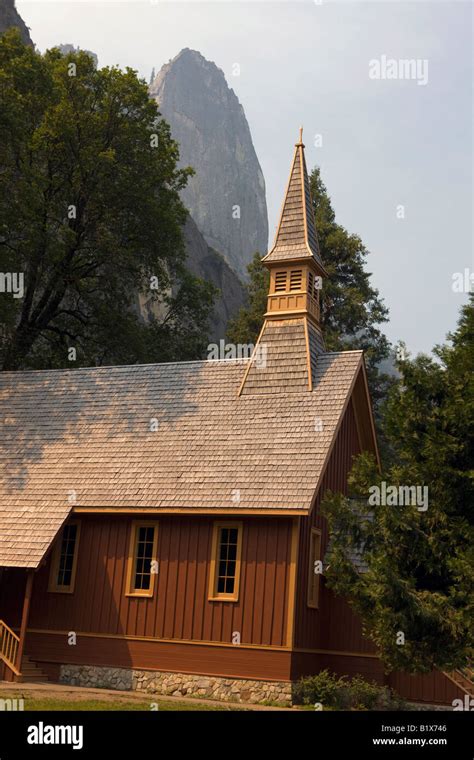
[322,349,364,355]
[0,349,363,379]
[0,357,253,376]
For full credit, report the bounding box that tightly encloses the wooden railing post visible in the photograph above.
[0,620,20,678]
[15,570,34,673]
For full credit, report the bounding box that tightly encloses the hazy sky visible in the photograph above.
[17,0,473,355]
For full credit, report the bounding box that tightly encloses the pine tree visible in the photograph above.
[321,297,474,672]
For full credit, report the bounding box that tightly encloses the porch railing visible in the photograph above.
[0,619,21,677]
[444,667,474,697]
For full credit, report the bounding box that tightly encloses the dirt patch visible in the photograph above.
[0,681,294,711]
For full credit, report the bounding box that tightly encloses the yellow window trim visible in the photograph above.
[47,521,81,594]
[125,520,159,598]
[208,521,243,603]
[307,527,322,609]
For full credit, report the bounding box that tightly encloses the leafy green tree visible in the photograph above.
[227,167,394,458]
[0,31,215,370]
[321,297,474,672]
[226,252,267,345]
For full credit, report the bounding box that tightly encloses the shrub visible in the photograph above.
[292,670,347,709]
[292,671,407,710]
[346,675,386,709]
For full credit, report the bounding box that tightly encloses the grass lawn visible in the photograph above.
[0,693,239,711]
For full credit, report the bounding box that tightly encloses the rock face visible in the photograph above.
[150,48,268,280]
[138,215,246,343]
[183,215,245,341]
[0,0,33,45]
[57,43,98,67]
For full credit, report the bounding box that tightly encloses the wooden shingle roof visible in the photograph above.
[239,318,326,395]
[0,346,364,568]
[263,131,326,275]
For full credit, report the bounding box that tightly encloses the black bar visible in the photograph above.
[0,709,472,758]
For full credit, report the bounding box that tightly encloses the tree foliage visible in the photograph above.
[309,168,390,371]
[226,252,267,345]
[0,31,215,370]
[321,297,474,672]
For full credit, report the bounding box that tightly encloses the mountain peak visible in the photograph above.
[174,47,206,61]
[150,49,268,278]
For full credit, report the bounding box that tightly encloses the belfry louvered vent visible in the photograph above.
[275,271,287,292]
[289,270,303,291]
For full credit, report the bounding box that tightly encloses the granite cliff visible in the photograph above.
[150,48,268,280]
[0,0,32,45]
[183,215,245,340]
[138,215,245,343]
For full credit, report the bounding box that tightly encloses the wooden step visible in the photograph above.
[444,669,474,698]
[18,655,48,683]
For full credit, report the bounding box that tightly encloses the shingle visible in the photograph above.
[263,142,325,274]
[0,340,362,568]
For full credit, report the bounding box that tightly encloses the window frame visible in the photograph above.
[48,521,81,594]
[208,521,243,602]
[307,527,322,609]
[125,520,159,598]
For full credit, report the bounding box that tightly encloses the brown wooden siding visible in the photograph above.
[293,398,371,651]
[27,516,293,650]
[25,632,292,682]
[387,669,465,706]
[319,591,376,654]
[291,651,384,684]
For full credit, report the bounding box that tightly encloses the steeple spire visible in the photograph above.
[260,128,326,329]
[263,127,326,276]
[238,129,326,396]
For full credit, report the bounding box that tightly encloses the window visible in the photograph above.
[126,521,159,597]
[208,522,243,601]
[307,528,322,608]
[289,269,303,291]
[48,522,81,593]
[274,271,287,292]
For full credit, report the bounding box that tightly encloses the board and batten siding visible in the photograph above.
[292,397,376,659]
[28,515,294,649]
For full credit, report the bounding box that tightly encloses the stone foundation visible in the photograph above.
[60,664,292,705]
